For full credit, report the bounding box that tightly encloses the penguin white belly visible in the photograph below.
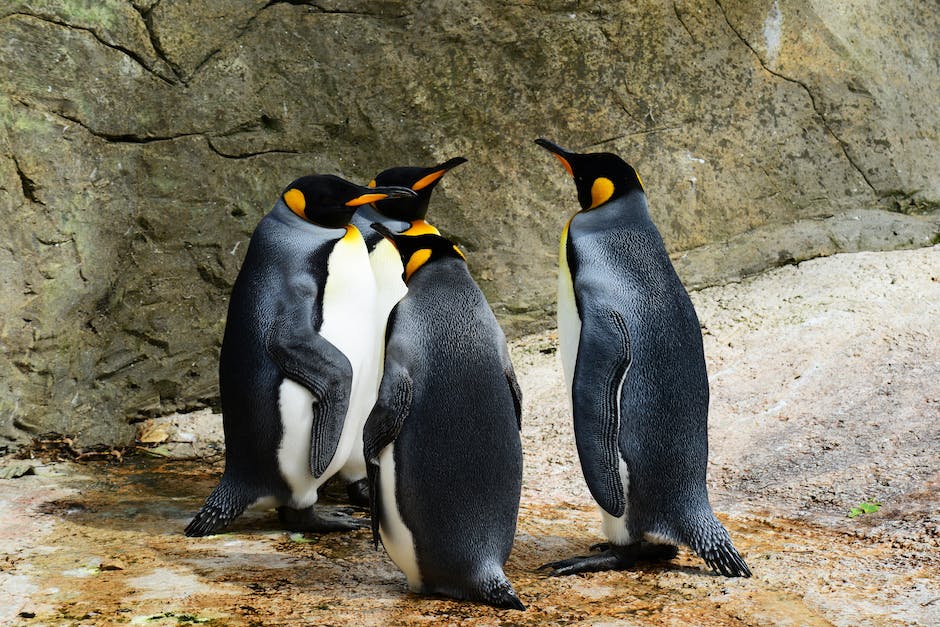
[600,459,632,544]
[277,229,377,507]
[378,443,422,591]
[339,239,408,482]
[557,226,581,403]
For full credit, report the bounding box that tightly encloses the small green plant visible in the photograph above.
[848,499,882,518]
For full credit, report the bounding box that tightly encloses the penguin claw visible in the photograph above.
[589,542,610,552]
[538,551,624,576]
[278,505,369,533]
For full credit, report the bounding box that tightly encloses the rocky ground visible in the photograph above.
[1,245,938,626]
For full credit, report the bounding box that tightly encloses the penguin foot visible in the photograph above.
[539,541,679,576]
[345,479,370,509]
[277,505,369,533]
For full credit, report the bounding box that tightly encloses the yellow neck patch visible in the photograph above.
[284,188,306,219]
[403,220,440,236]
[405,249,432,281]
[452,245,465,260]
[412,169,446,191]
[589,177,614,209]
[636,170,645,192]
[342,225,362,242]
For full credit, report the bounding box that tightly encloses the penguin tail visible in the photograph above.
[184,479,251,537]
[482,576,526,611]
[685,512,751,578]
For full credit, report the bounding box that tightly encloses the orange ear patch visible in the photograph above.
[405,249,432,281]
[589,177,614,209]
[284,188,306,218]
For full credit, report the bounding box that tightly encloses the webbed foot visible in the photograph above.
[539,541,678,576]
[277,505,369,533]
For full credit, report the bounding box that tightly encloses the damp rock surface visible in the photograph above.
[1,246,939,625]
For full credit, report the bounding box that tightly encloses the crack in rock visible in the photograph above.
[1,12,176,86]
[712,0,878,195]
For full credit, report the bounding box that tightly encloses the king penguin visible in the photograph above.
[534,138,751,578]
[340,157,467,507]
[184,175,416,537]
[363,225,526,610]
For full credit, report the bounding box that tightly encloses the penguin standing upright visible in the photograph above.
[535,138,751,577]
[340,157,467,506]
[363,225,526,610]
[184,175,415,537]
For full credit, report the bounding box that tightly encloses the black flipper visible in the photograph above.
[498,339,523,430]
[184,476,253,537]
[266,308,353,478]
[363,359,413,548]
[571,308,631,517]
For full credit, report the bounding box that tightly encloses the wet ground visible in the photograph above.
[2,246,939,626]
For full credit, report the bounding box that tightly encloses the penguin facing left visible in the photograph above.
[340,157,467,507]
[184,174,416,537]
[363,225,525,611]
[534,138,751,578]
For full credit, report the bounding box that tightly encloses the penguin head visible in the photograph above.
[535,138,644,211]
[368,157,468,222]
[370,222,466,282]
[281,174,416,228]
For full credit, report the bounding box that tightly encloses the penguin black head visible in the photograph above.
[371,222,465,282]
[368,157,468,222]
[535,138,645,211]
[281,174,416,228]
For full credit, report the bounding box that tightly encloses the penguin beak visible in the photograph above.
[411,157,468,191]
[535,138,575,177]
[345,185,416,207]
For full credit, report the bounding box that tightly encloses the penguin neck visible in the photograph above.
[571,189,652,232]
[352,204,409,234]
[270,202,350,237]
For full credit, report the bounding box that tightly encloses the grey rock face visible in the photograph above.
[1,1,937,445]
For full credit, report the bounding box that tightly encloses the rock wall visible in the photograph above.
[1,0,938,445]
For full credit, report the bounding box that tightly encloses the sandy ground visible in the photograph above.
[1,245,938,626]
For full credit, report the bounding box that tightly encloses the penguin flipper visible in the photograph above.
[498,339,523,430]
[267,311,353,478]
[363,360,413,548]
[571,308,631,518]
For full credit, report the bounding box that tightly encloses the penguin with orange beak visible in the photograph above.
[339,158,467,507]
[185,174,415,536]
[535,139,750,577]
